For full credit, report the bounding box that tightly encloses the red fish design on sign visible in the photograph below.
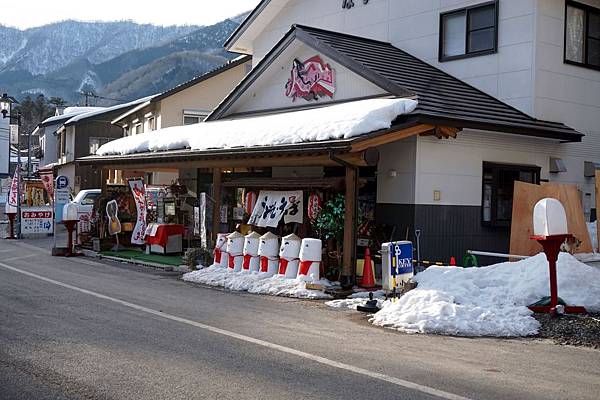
[285,56,335,102]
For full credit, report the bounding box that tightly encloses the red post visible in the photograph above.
[529,234,586,315]
[63,220,78,257]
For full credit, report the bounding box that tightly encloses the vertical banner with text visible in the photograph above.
[128,178,147,245]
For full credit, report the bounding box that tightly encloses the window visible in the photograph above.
[565,1,600,70]
[133,123,142,135]
[183,115,201,125]
[89,137,111,155]
[482,163,540,227]
[439,1,498,61]
[147,116,156,131]
[183,110,208,125]
[123,125,130,137]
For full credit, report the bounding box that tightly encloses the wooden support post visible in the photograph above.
[212,168,222,244]
[100,168,108,239]
[343,166,357,283]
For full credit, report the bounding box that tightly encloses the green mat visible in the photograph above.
[100,250,183,266]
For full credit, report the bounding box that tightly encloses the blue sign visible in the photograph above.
[390,241,413,276]
[56,175,69,190]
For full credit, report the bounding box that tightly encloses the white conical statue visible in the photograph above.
[243,231,261,272]
[278,233,302,279]
[212,233,230,268]
[258,232,280,277]
[226,232,245,272]
[298,238,322,280]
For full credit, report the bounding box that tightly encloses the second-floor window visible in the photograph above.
[89,137,111,155]
[439,1,498,62]
[565,1,600,70]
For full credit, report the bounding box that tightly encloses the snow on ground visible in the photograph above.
[182,265,334,299]
[96,98,417,156]
[370,253,600,337]
[325,290,387,310]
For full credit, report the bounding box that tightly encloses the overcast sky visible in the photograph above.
[0,0,260,29]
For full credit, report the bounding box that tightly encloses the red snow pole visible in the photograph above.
[528,198,586,315]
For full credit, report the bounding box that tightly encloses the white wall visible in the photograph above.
[252,0,538,114]
[376,136,417,204]
[533,0,600,201]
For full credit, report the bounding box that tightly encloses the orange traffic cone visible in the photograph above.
[450,256,457,266]
[359,248,376,288]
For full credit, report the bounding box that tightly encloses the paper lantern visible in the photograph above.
[307,192,322,221]
[245,191,257,215]
[533,198,568,236]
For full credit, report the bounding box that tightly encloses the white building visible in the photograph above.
[218,0,600,260]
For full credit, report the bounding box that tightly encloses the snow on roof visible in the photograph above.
[96,98,418,156]
[64,95,158,126]
[41,107,104,125]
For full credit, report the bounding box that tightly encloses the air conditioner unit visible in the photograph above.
[584,161,600,178]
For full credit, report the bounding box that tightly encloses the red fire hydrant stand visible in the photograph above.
[529,234,586,315]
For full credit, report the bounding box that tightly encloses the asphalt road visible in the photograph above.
[1,238,599,400]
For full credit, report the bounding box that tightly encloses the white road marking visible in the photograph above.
[4,254,38,262]
[0,262,473,400]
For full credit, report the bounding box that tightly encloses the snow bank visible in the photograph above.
[370,253,600,337]
[96,98,418,156]
[182,265,333,300]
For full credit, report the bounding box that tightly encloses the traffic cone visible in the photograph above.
[450,256,457,266]
[359,248,376,288]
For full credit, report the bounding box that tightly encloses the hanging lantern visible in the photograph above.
[245,191,257,215]
[308,192,322,221]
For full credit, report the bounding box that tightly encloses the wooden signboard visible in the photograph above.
[510,181,593,256]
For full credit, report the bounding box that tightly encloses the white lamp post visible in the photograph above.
[1,94,22,239]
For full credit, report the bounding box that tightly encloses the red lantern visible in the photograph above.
[308,192,322,221]
[245,191,257,215]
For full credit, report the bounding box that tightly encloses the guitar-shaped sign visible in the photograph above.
[106,200,122,236]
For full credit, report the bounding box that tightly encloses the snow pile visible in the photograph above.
[182,265,333,299]
[96,98,418,156]
[370,253,600,337]
[325,290,387,310]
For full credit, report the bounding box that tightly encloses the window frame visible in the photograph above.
[439,0,499,62]
[88,137,111,155]
[564,0,600,71]
[481,162,541,228]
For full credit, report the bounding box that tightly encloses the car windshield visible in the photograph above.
[73,190,100,203]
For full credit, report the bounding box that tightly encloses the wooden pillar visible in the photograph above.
[343,166,357,280]
[212,168,222,243]
[100,168,108,239]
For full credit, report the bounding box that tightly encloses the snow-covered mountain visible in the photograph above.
[0,17,246,104]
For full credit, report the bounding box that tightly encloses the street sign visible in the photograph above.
[381,241,414,291]
[9,125,18,144]
[21,207,53,234]
[56,175,69,190]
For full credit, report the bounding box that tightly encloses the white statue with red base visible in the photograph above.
[226,232,244,272]
[243,231,261,272]
[259,232,279,277]
[278,233,301,279]
[298,238,322,280]
[211,233,229,268]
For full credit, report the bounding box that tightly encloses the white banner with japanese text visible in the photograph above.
[128,178,147,245]
[248,190,303,228]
